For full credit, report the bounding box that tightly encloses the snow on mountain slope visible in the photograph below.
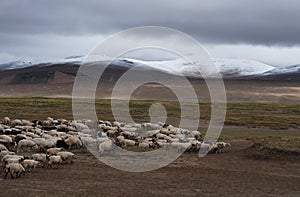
[0,61,33,69]
[111,58,275,77]
[213,58,274,76]
[1,56,299,79]
[262,64,300,75]
[0,56,83,70]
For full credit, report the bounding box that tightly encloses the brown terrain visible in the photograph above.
[0,139,299,196]
[0,64,299,103]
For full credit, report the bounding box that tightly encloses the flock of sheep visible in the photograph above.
[0,116,231,179]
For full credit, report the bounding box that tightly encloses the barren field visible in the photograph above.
[0,139,299,196]
[0,98,299,196]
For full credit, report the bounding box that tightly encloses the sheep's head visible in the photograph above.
[72,154,77,159]
[36,161,43,168]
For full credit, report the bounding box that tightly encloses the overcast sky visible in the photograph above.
[0,0,300,66]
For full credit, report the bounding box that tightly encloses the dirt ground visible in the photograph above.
[0,139,299,197]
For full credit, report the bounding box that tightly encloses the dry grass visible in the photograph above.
[0,97,299,130]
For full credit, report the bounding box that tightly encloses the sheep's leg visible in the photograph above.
[4,171,8,179]
[16,172,20,178]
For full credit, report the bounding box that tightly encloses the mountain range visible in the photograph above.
[1,56,299,82]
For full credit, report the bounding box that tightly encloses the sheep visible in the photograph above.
[42,119,53,127]
[4,157,22,165]
[17,139,38,153]
[214,142,231,153]
[67,131,79,135]
[156,133,167,139]
[138,142,150,149]
[2,154,24,162]
[11,119,23,127]
[46,147,64,156]
[2,155,25,167]
[39,139,56,152]
[199,142,216,154]
[71,122,89,131]
[3,117,11,125]
[4,163,25,179]
[112,121,121,127]
[0,144,8,151]
[122,139,137,147]
[116,135,125,145]
[0,135,13,143]
[80,136,97,147]
[143,130,160,138]
[170,142,191,152]
[22,159,41,171]
[142,123,162,130]
[64,136,82,149]
[48,155,63,168]
[41,133,52,139]
[189,130,202,141]
[56,140,69,149]
[98,139,114,155]
[160,128,171,135]
[100,125,117,132]
[32,153,48,166]
[25,132,39,138]
[56,151,77,164]
[21,120,33,126]
[0,150,15,159]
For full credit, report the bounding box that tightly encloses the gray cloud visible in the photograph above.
[1,0,300,65]
[0,0,300,45]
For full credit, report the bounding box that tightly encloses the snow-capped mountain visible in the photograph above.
[99,57,277,77]
[213,58,275,77]
[0,56,299,80]
[262,64,300,75]
[0,56,83,70]
[0,61,33,69]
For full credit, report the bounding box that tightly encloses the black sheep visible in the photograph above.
[56,140,69,149]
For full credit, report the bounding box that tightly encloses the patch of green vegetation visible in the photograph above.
[0,97,300,130]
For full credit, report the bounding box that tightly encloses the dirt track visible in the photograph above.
[1,139,299,196]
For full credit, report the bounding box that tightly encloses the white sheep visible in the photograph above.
[46,147,64,156]
[39,139,56,151]
[156,133,167,139]
[32,153,48,166]
[65,136,82,149]
[122,139,137,147]
[143,130,160,138]
[48,155,63,168]
[98,139,114,155]
[22,159,41,171]
[0,135,13,143]
[142,123,162,130]
[42,119,53,127]
[138,142,150,149]
[11,119,23,127]
[189,130,202,141]
[2,154,24,162]
[21,120,33,126]
[57,151,77,164]
[25,132,39,138]
[3,117,11,125]
[17,139,38,153]
[4,163,26,179]
[0,150,15,159]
